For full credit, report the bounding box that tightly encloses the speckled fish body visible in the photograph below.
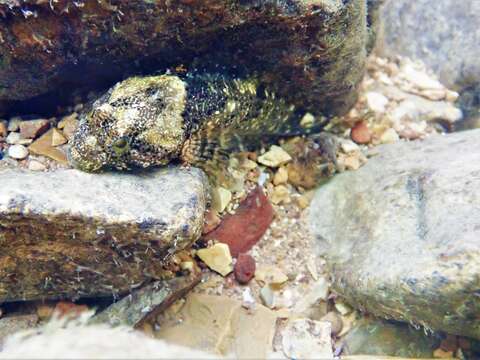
[69,72,326,172]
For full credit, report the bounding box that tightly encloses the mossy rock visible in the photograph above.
[0,0,368,117]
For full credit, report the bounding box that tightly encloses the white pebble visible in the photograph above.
[260,285,276,309]
[6,132,21,145]
[380,128,400,144]
[8,144,29,160]
[28,160,46,171]
[340,139,360,153]
[366,91,389,113]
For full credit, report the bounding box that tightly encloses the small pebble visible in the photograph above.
[257,171,270,186]
[296,194,311,209]
[334,301,352,316]
[58,113,79,140]
[28,160,47,171]
[234,253,256,284]
[340,139,360,153]
[258,145,292,168]
[270,185,291,205]
[197,243,233,276]
[36,304,55,320]
[241,158,258,170]
[300,113,315,128]
[350,121,371,144]
[260,285,276,309]
[366,92,389,113]
[273,167,289,185]
[380,128,400,144]
[212,187,232,213]
[8,144,29,160]
[241,287,256,309]
[19,119,50,139]
[28,129,69,164]
[180,261,194,272]
[342,154,361,171]
[51,128,68,146]
[6,132,33,145]
[6,132,21,145]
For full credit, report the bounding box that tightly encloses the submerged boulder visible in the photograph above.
[309,129,480,339]
[377,0,480,90]
[0,0,367,117]
[0,167,208,302]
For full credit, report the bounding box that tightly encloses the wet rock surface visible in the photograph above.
[0,167,208,302]
[377,0,480,90]
[309,129,480,339]
[92,260,202,329]
[0,0,367,117]
[156,293,277,358]
[342,317,438,358]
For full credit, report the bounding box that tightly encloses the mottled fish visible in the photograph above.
[68,72,328,176]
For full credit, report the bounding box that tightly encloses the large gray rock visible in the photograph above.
[377,0,480,90]
[309,130,480,339]
[0,167,208,302]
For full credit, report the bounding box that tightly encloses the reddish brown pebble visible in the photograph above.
[204,187,274,257]
[350,121,371,144]
[19,119,50,139]
[234,253,256,284]
[54,301,89,319]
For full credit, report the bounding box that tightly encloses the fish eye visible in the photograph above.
[112,137,130,154]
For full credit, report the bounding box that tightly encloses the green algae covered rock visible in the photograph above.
[0,0,367,117]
